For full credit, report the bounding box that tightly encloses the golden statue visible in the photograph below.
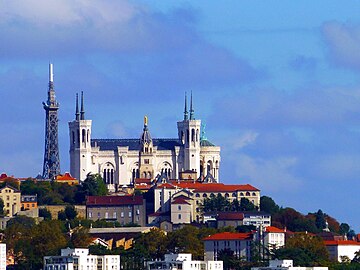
[144,115,148,126]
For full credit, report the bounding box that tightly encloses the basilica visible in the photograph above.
[69,93,221,191]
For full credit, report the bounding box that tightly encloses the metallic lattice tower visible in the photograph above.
[42,63,61,179]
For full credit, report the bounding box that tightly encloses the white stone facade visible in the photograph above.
[147,253,223,270]
[0,244,6,270]
[69,95,221,191]
[43,248,120,270]
[251,259,328,270]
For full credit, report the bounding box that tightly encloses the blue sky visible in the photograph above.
[1,1,360,230]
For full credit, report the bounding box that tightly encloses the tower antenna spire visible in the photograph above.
[75,93,80,121]
[42,63,60,179]
[189,91,194,120]
[80,91,85,120]
[184,92,188,121]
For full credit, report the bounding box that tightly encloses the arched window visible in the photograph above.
[77,129,80,145]
[72,131,75,145]
[252,192,256,196]
[181,131,185,144]
[246,192,250,196]
[203,193,207,198]
[240,192,244,196]
[232,192,237,197]
[196,193,200,197]
[225,193,229,198]
[143,172,146,178]
[82,129,86,144]
[210,193,215,198]
[87,129,90,142]
[191,129,195,142]
[186,129,190,143]
[196,129,199,142]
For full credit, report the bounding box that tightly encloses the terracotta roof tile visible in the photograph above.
[172,197,191,205]
[217,212,244,220]
[203,232,253,241]
[264,226,285,233]
[324,240,360,246]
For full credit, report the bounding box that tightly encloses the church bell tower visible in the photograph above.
[177,92,201,177]
[69,92,92,181]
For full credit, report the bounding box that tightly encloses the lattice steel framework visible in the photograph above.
[42,64,60,179]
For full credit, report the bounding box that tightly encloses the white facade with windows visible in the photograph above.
[0,244,6,270]
[43,248,120,270]
[251,260,328,270]
[69,94,220,191]
[147,253,223,270]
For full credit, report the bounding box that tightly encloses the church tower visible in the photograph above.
[42,63,61,179]
[177,92,201,177]
[139,116,155,179]
[68,92,92,181]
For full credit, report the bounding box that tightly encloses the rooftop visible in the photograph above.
[203,232,253,241]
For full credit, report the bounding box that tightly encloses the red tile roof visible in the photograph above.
[86,195,143,206]
[163,182,259,192]
[203,232,253,241]
[157,183,176,189]
[56,172,77,181]
[217,212,244,220]
[324,240,360,246]
[264,226,285,233]
[172,197,191,205]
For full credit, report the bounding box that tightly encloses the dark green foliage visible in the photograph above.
[64,205,77,220]
[75,173,108,203]
[39,208,52,220]
[236,225,256,233]
[260,196,280,215]
[58,210,67,221]
[273,207,318,233]
[202,195,256,213]
[0,199,4,217]
[315,209,327,230]
[339,223,350,235]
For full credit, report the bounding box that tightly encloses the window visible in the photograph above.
[105,212,109,219]
[129,212,132,218]
[144,159,149,164]
[89,212,92,218]
[178,205,181,210]
[113,212,117,218]
[97,212,101,218]
[178,214,181,220]
[136,209,140,215]
[121,212,124,218]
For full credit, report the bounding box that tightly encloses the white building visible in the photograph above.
[43,248,120,270]
[251,259,328,270]
[0,244,6,270]
[324,240,360,262]
[262,226,285,250]
[69,93,221,191]
[147,253,223,270]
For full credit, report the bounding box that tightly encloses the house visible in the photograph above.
[0,243,5,270]
[216,212,244,228]
[243,211,271,228]
[324,240,360,262]
[0,185,21,217]
[43,248,120,270]
[203,232,254,261]
[55,172,79,185]
[147,253,223,270]
[86,195,146,226]
[251,259,328,270]
[170,196,193,225]
[21,194,37,210]
[262,226,285,250]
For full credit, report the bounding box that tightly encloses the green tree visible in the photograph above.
[133,228,167,260]
[239,197,257,211]
[39,208,52,220]
[315,209,326,231]
[58,210,67,221]
[166,226,204,259]
[260,196,280,215]
[0,198,4,217]
[75,173,108,203]
[203,194,230,212]
[70,226,91,248]
[275,232,329,266]
[339,223,350,236]
[65,205,77,220]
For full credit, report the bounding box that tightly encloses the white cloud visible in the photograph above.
[233,154,301,192]
[232,131,258,150]
[322,21,360,70]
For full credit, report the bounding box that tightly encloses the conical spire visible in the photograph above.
[189,91,194,120]
[75,93,80,121]
[80,91,85,120]
[141,116,152,144]
[184,92,188,121]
